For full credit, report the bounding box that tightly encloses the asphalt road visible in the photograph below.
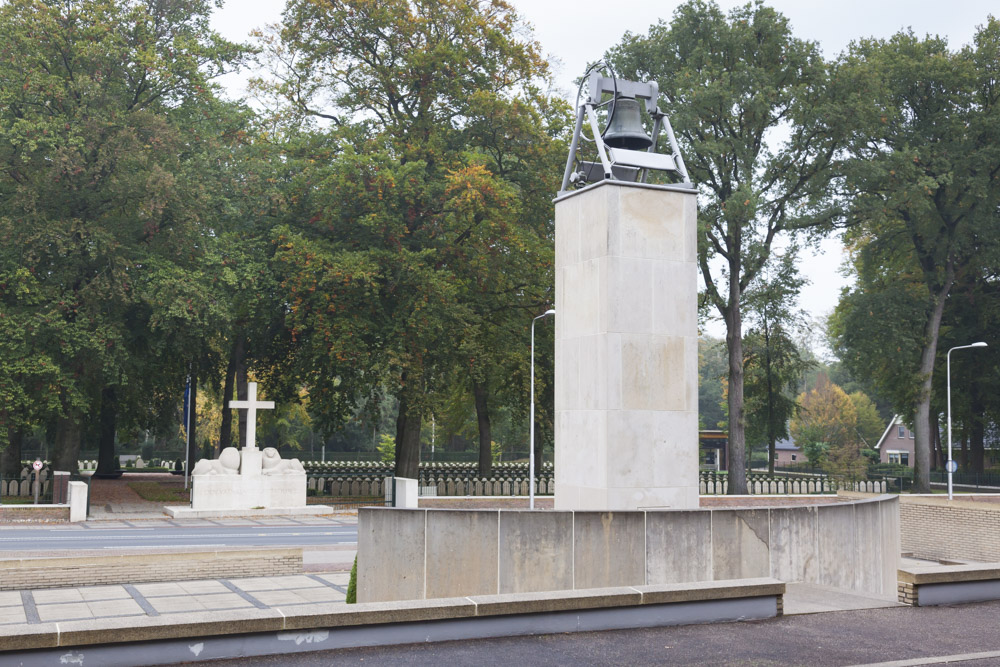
[191,600,1000,667]
[0,523,358,551]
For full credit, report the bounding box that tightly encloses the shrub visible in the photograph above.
[346,555,357,604]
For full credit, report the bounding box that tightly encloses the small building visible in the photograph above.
[875,415,914,467]
[773,437,804,466]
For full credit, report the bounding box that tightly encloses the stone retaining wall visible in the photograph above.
[358,495,899,603]
[899,496,1000,562]
[0,549,302,591]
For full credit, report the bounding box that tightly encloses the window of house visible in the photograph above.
[888,451,910,466]
[898,425,905,438]
[909,430,914,439]
[792,455,797,461]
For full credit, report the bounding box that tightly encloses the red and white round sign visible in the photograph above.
[32,460,42,471]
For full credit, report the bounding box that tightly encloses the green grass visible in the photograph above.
[127,481,189,503]
[0,497,36,504]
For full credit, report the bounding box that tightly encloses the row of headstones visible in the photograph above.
[6,467,51,482]
[1,479,50,497]
[78,457,168,470]
[699,478,887,495]
[302,461,555,473]
[309,476,556,497]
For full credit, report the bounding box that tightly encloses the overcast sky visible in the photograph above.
[209,1,998,348]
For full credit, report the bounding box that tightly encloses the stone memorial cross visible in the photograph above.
[229,382,274,451]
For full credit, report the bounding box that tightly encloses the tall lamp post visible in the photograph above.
[530,309,555,510]
[946,342,988,500]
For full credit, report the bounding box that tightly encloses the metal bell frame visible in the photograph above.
[560,67,692,194]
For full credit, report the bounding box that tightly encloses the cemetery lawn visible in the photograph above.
[127,481,190,503]
[0,497,34,504]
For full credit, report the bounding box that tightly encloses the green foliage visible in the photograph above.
[609,0,839,494]
[828,20,1000,491]
[698,336,728,431]
[377,434,396,465]
[346,555,357,604]
[790,374,866,480]
[259,0,564,478]
[742,252,812,471]
[0,0,247,468]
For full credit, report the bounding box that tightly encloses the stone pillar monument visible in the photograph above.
[554,181,699,510]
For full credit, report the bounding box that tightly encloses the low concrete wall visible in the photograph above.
[358,495,899,603]
[899,495,1000,562]
[0,549,302,591]
[898,563,1000,606]
[0,578,783,658]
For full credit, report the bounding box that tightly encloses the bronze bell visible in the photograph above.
[603,96,652,150]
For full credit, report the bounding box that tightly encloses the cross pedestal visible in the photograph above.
[167,382,329,517]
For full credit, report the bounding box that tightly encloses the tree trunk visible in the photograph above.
[52,415,81,474]
[725,295,748,494]
[236,339,248,449]
[930,413,942,469]
[394,395,421,480]
[473,379,492,478]
[912,279,952,494]
[187,373,199,464]
[1,428,23,479]
[219,343,237,452]
[95,386,118,476]
[970,382,985,474]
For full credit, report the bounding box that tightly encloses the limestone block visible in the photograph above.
[711,510,770,580]
[573,512,645,589]
[816,503,857,591]
[554,187,582,267]
[652,260,697,337]
[880,496,902,598]
[357,509,426,603]
[498,511,573,594]
[606,486,698,511]
[768,507,818,584]
[425,511,498,599]
[68,481,88,523]
[607,256,653,334]
[645,511,712,584]
[393,477,418,509]
[617,185,696,262]
[264,474,307,508]
[606,410,698,489]
[620,334,691,412]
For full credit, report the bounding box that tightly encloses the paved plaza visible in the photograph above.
[1,572,349,627]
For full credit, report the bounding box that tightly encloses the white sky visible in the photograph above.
[209,0,997,349]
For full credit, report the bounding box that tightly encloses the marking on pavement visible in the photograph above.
[123,584,159,617]
[220,580,269,609]
[20,591,40,624]
[849,650,1000,666]
[307,574,348,594]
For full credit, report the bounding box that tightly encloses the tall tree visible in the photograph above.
[0,0,245,470]
[261,0,557,479]
[609,0,839,493]
[742,252,811,473]
[829,21,1000,492]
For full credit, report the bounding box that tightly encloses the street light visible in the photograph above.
[946,341,988,500]
[530,309,555,510]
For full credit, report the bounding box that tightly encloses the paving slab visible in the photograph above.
[783,582,902,615]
